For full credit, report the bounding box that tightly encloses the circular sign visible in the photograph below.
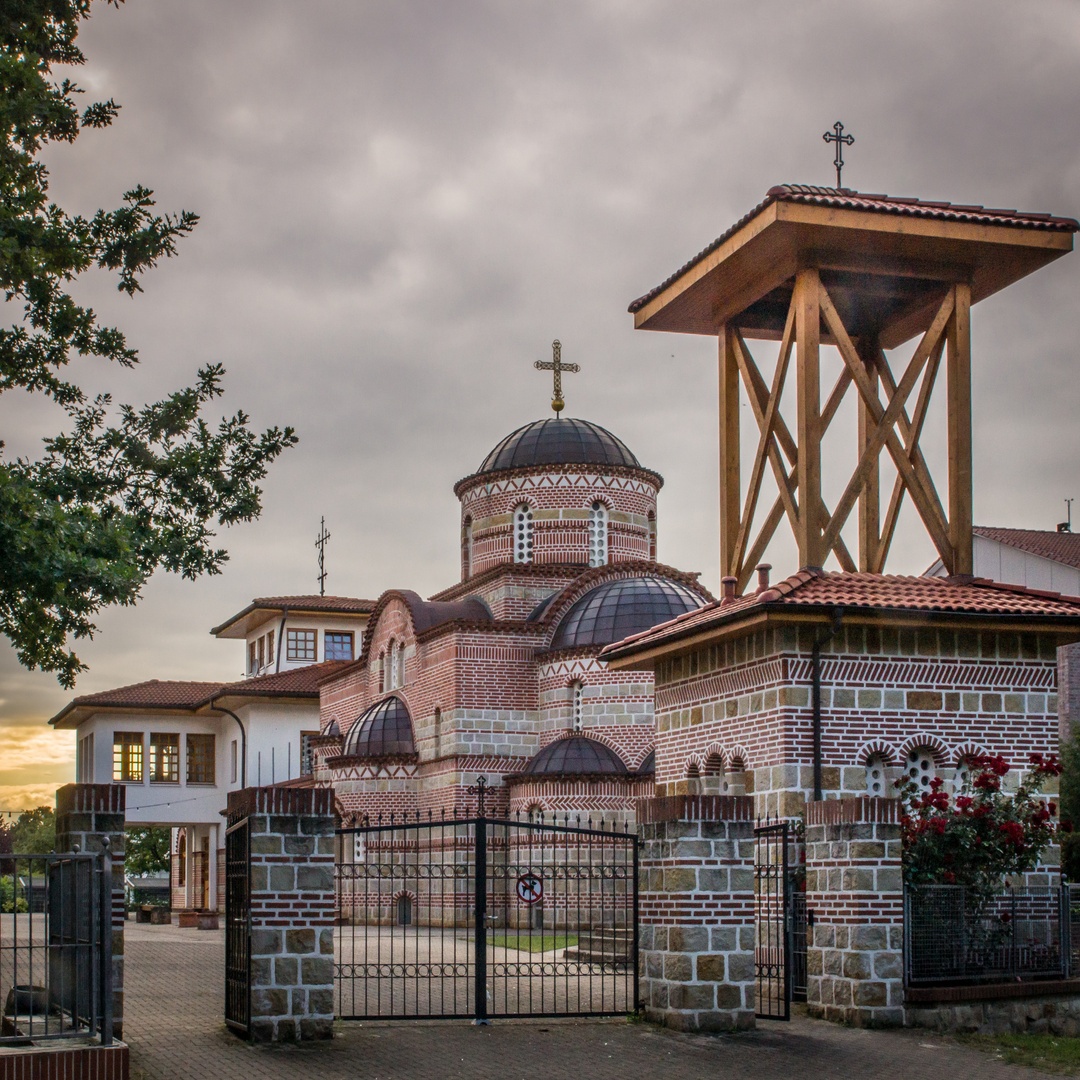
[516,872,543,905]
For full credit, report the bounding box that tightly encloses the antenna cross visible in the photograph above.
[315,516,331,596]
[533,339,580,416]
[822,121,854,188]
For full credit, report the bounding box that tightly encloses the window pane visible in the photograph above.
[287,629,317,662]
[325,632,353,662]
[186,734,216,784]
[300,731,318,775]
[149,733,179,783]
[113,732,143,782]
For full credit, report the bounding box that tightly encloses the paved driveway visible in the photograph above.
[124,923,1043,1080]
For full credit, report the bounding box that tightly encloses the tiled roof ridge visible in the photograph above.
[69,677,228,706]
[628,185,1079,315]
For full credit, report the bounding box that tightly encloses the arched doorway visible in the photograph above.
[396,894,412,927]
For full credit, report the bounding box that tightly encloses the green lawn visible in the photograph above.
[959,1033,1080,1074]
[488,933,578,954]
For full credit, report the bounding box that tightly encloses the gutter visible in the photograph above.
[811,607,844,801]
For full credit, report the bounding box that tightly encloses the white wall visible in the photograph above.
[972,536,1080,595]
[236,701,322,791]
[242,614,368,678]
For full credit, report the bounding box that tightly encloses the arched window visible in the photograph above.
[526,802,544,823]
[906,747,936,790]
[865,755,888,797]
[588,501,608,567]
[513,504,533,563]
[703,752,725,794]
[378,651,386,693]
[387,640,397,690]
[397,894,412,926]
[433,708,442,758]
[395,642,405,688]
[177,830,187,887]
[462,516,473,579]
[953,758,973,794]
[572,681,584,732]
[647,511,657,562]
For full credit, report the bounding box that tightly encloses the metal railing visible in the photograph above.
[0,850,113,1046]
[904,884,1070,986]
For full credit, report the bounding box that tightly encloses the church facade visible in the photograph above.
[314,415,713,825]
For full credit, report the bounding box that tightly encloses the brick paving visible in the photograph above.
[124,923,1043,1080]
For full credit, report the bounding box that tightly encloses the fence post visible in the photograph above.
[55,783,125,1040]
[474,815,489,1024]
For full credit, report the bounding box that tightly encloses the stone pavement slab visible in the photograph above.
[124,930,1044,1080]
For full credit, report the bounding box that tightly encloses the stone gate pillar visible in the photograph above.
[637,794,756,1031]
[227,786,336,1042]
[54,783,126,1039]
[805,796,903,1027]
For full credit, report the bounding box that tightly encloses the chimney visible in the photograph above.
[756,564,772,593]
[721,576,738,604]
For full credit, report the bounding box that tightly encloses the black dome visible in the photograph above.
[550,576,706,649]
[523,736,628,777]
[476,418,641,475]
[343,696,416,758]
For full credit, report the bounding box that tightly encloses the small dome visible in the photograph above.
[476,418,641,476]
[550,576,706,650]
[522,736,628,777]
[637,748,655,775]
[324,718,340,737]
[343,696,416,758]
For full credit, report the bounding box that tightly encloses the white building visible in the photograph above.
[927,526,1080,594]
[50,595,373,911]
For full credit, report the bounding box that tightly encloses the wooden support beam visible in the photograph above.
[818,283,955,565]
[874,335,945,573]
[719,326,742,577]
[794,268,824,569]
[947,282,973,575]
[857,337,880,572]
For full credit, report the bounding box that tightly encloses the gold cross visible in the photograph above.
[533,339,580,416]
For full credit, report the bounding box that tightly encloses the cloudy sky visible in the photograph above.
[2,0,1079,809]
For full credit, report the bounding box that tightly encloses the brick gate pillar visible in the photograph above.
[54,783,126,1039]
[637,794,756,1031]
[228,786,336,1042]
[805,796,903,1027]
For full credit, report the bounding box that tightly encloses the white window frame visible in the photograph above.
[588,501,608,567]
[572,681,584,732]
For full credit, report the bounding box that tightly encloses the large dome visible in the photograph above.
[521,736,629,777]
[475,417,641,476]
[550,576,706,650]
[342,696,416,758]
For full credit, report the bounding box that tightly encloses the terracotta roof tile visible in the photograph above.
[602,570,1080,660]
[62,679,227,710]
[628,185,1080,315]
[213,661,349,697]
[210,595,376,636]
[974,526,1080,572]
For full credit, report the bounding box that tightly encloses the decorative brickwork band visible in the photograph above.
[637,798,756,1032]
[805,795,901,826]
[54,783,126,1041]
[231,785,336,1042]
[805,797,903,1027]
[636,794,754,825]
[227,785,335,825]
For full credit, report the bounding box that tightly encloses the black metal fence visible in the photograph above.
[0,851,113,1046]
[754,821,792,1020]
[335,811,638,1021]
[224,818,250,1036]
[904,884,1071,985]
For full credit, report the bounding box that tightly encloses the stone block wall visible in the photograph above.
[637,794,755,1032]
[228,786,336,1042]
[55,783,125,1039]
[805,797,903,1027]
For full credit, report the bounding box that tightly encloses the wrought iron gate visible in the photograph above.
[224,817,251,1035]
[754,820,793,1020]
[335,809,638,1020]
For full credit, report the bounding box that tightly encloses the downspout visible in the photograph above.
[811,607,844,802]
[275,606,289,672]
[214,704,248,790]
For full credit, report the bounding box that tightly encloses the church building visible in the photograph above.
[315,375,714,825]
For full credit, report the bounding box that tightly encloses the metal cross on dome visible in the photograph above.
[823,121,854,188]
[534,339,580,416]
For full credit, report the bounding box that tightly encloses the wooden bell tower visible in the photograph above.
[629,185,1077,588]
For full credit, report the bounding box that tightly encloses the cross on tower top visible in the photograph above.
[822,121,854,188]
[315,516,331,596]
[533,339,580,416]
